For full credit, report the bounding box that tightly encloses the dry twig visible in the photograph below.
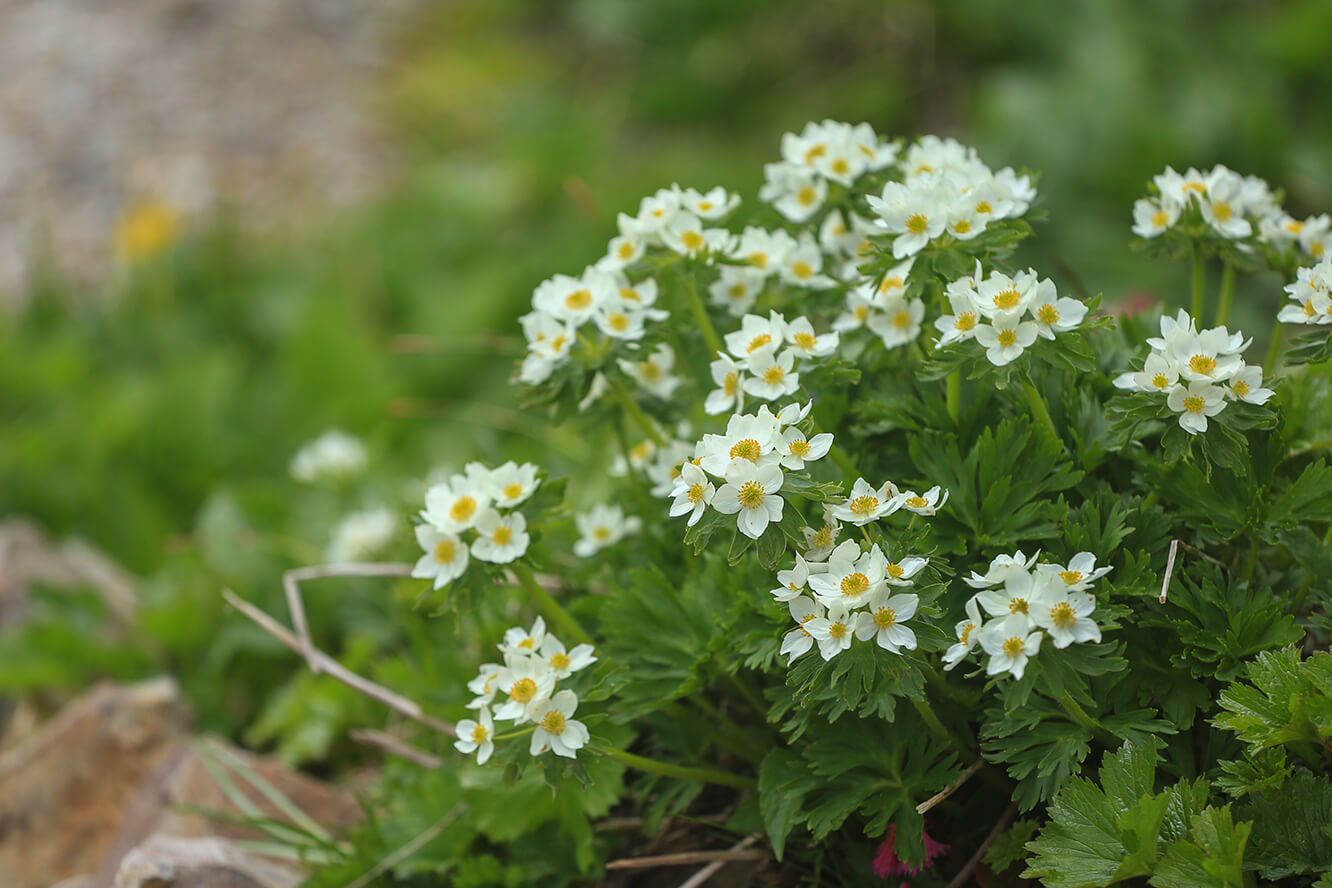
[917,759,985,815]
[677,835,761,888]
[945,802,1018,888]
[606,847,767,870]
[280,562,415,674]
[350,729,442,769]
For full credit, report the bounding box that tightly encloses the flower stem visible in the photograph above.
[595,745,757,791]
[1057,692,1118,746]
[1191,242,1206,320]
[1020,378,1059,441]
[946,370,961,425]
[510,562,593,647]
[493,726,535,741]
[1264,319,1285,376]
[714,655,769,722]
[607,376,666,448]
[911,697,974,756]
[681,260,724,356]
[1215,261,1236,327]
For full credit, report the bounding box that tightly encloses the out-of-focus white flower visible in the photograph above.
[291,430,367,483]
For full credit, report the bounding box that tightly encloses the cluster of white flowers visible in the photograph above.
[325,506,396,563]
[518,265,671,387]
[1132,164,1331,258]
[828,476,949,525]
[935,265,1088,366]
[760,120,899,223]
[573,503,642,558]
[705,311,837,412]
[667,402,830,538]
[775,538,928,663]
[456,617,595,763]
[603,183,741,268]
[866,136,1035,260]
[411,461,541,588]
[1114,309,1272,434]
[708,225,849,316]
[829,257,926,351]
[1278,256,1332,325]
[290,430,367,483]
[944,550,1110,680]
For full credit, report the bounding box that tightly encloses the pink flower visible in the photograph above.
[872,823,950,880]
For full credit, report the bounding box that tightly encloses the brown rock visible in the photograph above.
[112,835,302,888]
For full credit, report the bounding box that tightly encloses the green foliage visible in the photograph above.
[1215,647,1332,755]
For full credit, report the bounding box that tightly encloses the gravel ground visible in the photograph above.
[0,0,412,305]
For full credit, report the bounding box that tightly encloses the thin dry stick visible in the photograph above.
[945,802,1018,888]
[222,587,454,737]
[917,759,985,815]
[281,562,416,674]
[1160,538,1181,603]
[677,836,760,888]
[1179,541,1227,568]
[606,848,767,870]
[350,729,442,770]
[345,804,467,888]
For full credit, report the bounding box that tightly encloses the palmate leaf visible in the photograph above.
[1214,646,1332,755]
[1241,772,1332,878]
[1267,459,1332,527]
[1151,806,1251,888]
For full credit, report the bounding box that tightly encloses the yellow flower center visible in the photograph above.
[840,572,870,597]
[975,200,993,214]
[959,622,975,645]
[551,334,568,352]
[631,441,653,462]
[433,539,457,564]
[1233,380,1251,397]
[1009,597,1029,615]
[565,289,593,310]
[828,621,847,639]
[640,361,663,382]
[517,636,536,650]
[905,495,929,509]
[1038,304,1059,325]
[914,164,933,176]
[954,312,976,332]
[1152,373,1170,388]
[1286,219,1305,234]
[619,287,641,302]
[849,494,879,515]
[905,213,929,235]
[1059,570,1084,586]
[810,526,834,548]
[793,331,817,351]
[737,480,766,509]
[1001,636,1025,657]
[763,364,786,385]
[503,483,524,500]
[728,283,747,300]
[854,304,869,321]
[607,312,630,331]
[697,200,715,212]
[730,438,762,461]
[492,525,513,546]
[953,219,972,234]
[993,288,1021,311]
[797,186,818,207]
[886,562,905,579]
[540,709,567,735]
[804,143,827,164]
[879,276,904,294]
[723,372,739,396]
[873,607,897,628]
[747,333,773,353]
[470,723,490,744]
[1189,354,1217,375]
[789,439,810,457]
[1315,242,1327,257]
[1183,394,1206,413]
[688,482,706,504]
[681,230,705,251]
[449,497,477,524]
[1151,209,1169,228]
[1182,181,1207,195]
[617,241,635,259]
[791,260,814,279]
[997,329,1017,347]
[593,526,611,541]
[550,652,571,670]
[510,677,538,703]
[830,158,850,176]
[892,310,912,330]
[1050,601,1077,629]
[748,251,769,269]
[1212,200,1234,221]
[1303,299,1317,317]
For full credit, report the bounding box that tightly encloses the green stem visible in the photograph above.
[1264,319,1285,376]
[1057,693,1118,746]
[681,261,724,356]
[510,562,593,647]
[1191,242,1206,320]
[595,745,757,791]
[715,656,768,722]
[946,370,961,425]
[1020,378,1059,441]
[494,726,536,741]
[1215,261,1236,327]
[911,697,973,757]
[607,376,666,447]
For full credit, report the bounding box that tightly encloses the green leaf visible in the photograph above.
[1242,772,1332,878]
[1214,647,1332,755]
[758,749,819,860]
[983,818,1040,874]
[1268,459,1332,526]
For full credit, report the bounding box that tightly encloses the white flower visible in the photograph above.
[771,554,822,602]
[802,514,842,561]
[979,614,1043,680]
[709,266,765,317]
[1166,381,1226,434]
[976,570,1051,620]
[682,186,740,219]
[529,690,590,759]
[1201,172,1253,239]
[533,272,608,325]
[761,162,827,222]
[775,400,814,427]
[884,555,928,587]
[779,596,823,664]
[867,296,925,349]
[730,226,796,273]
[713,460,785,539]
[1167,328,1244,384]
[899,485,948,516]
[669,463,714,527]
[784,316,840,359]
[742,346,801,400]
[466,663,504,709]
[934,284,982,347]
[454,707,495,764]
[974,313,1039,366]
[807,540,886,609]
[660,210,732,257]
[501,617,548,656]
[1031,590,1102,649]
[777,427,832,470]
[1115,353,1179,394]
[411,525,469,590]
[943,597,984,671]
[963,550,1040,589]
[539,636,597,679]
[867,183,946,258]
[619,344,682,400]
[724,311,790,359]
[593,304,648,340]
[807,603,859,660]
[326,507,396,563]
[494,658,557,723]
[976,271,1036,319]
[573,504,641,557]
[1132,198,1178,238]
[1036,552,1112,593]
[779,240,836,289]
[854,589,919,653]
[471,509,531,564]
[696,408,782,477]
[488,461,541,507]
[832,289,876,332]
[1224,364,1274,405]
[827,478,902,526]
[422,475,493,533]
[1027,278,1086,339]
[291,430,367,483]
[519,353,555,385]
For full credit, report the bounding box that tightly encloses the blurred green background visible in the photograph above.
[3,0,1331,735]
